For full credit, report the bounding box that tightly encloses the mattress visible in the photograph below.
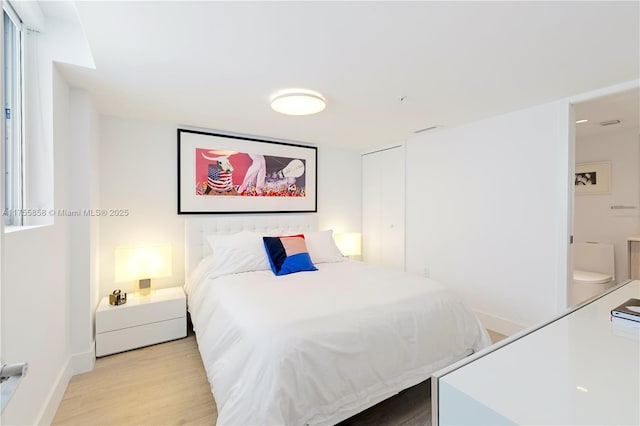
[187,260,490,425]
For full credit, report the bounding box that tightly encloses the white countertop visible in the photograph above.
[440,281,640,425]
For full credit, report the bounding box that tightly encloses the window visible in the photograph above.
[3,4,24,226]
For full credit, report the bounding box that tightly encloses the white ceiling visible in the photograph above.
[57,1,640,151]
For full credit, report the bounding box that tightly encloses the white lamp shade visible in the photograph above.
[334,232,362,257]
[114,244,172,282]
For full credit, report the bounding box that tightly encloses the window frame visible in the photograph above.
[3,3,25,227]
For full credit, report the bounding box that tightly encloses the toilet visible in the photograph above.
[572,242,615,306]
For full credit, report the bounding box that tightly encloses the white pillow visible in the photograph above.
[304,230,346,264]
[207,231,271,276]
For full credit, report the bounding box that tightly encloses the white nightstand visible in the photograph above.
[95,286,186,357]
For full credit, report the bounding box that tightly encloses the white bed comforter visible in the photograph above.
[187,260,490,426]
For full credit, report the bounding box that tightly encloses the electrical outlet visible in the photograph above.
[422,267,430,278]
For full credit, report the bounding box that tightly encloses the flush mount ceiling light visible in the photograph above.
[271,89,326,116]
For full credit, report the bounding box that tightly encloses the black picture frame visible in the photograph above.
[177,129,318,214]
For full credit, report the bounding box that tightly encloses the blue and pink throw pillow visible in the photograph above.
[263,234,318,276]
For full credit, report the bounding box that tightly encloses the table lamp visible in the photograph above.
[114,244,172,295]
[334,232,362,258]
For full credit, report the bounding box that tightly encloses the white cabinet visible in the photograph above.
[434,280,640,426]
[362,146,405,270]
[95,286,186,357]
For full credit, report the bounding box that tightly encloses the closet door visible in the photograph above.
[362,146,405,270]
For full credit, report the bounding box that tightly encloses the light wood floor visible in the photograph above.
[53,329,507,426]
[52,329,216,426]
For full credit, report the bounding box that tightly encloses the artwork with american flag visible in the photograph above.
[195,147,307,197]
[178,129,316,214]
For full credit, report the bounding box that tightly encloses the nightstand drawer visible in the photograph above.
[96,288,186,333]
[96,317,186,356]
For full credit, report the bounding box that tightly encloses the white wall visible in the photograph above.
[98,118,184,296]
[1,67,73,426]
[574,127,640,282]
[98,117,362,297]
[68,88,100,371]
[317,144,362,234]
[22,14,95,226]
[22,17,53,225]
[405,101,571,335]
[1,9,97,424]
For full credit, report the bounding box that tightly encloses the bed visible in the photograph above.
[185,216,490,425]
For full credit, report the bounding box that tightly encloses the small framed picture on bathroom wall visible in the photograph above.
[575,161,611,195]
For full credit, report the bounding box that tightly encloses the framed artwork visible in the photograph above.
[574,161,611,195]
[177,129,317,214]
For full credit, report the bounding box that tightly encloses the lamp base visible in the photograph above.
[138,278,151,296]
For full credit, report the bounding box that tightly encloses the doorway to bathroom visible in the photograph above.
[570,88,640,306]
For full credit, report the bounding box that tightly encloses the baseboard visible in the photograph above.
[70,343,96,375]
[474,309,527,336]
[35,357,73,426]
[33,344,95,425]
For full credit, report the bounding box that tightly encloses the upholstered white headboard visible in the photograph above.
[184,214,318,279]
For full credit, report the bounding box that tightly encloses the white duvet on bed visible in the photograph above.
[187,260,490,426]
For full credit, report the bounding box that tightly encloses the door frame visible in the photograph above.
[564,80,640,309]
